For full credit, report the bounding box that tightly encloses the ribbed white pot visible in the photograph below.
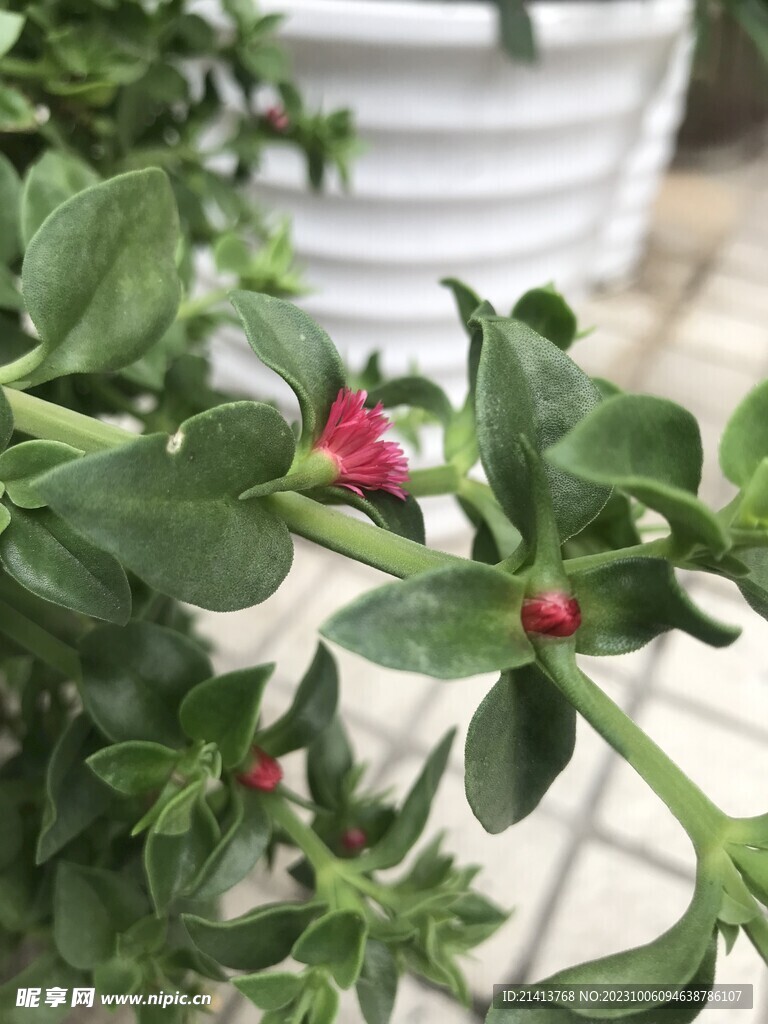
[214,0,693,404]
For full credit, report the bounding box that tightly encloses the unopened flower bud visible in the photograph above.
[341,827,368,854]
[263,106,290,132]
[236,747,282,791]
[521,593,581,638]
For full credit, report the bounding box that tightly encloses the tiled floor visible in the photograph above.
[198,147,768,1023]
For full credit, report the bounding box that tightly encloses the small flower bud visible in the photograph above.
[263,106,290,132]
[236,747,283,792]
[341,827,368,854]
[521,593,581,638]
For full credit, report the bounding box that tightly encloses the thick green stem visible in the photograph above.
[267,492,461,578]
[538,643,726,855]
[261,792,335,873]
[0,599,80,679]
[3,387,130,452]
[407,464,462,497]
[176,287,230,321]
[564,538,672,574]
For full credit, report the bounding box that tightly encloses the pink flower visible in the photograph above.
[341,827,368,854]
[236,748,283,792]
[521,593,581,638]
[314,388,409,500]
[263,106,290,132]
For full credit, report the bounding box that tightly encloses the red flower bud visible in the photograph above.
[263,106,290,132]
[341,827,368,854]
[236,748,283,792]
[521,593,581,638]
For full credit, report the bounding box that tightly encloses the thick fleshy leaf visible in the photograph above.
[231,291,346,450]
[180,664,274,768]
[234,972,303,1011]
[258,644,338,757]
[307,716,354,811]
[293,910,368,989]
[39,403,295,611]
[18,169,180,385]
[547,394,729,556]
[54,862,146,969]
[0,501,131,624]
[322,564,533,679]
[356,940,398,1024]
[0,954,85,1024]
[465,667,576,834]
[0,387,13,453]
[86,741,180,796]
[541,872,720,1019]
[355,730,454,872]
[511,286,578,351]
[0,153,20,265]
[192,790,271,900]
[720,379,768,486]
[733,457,768,527]
[0,12,24,58]
[37,716,112,864]
[80,623,212,746]
[441,277,483,336]
[570,558,740,655]
[144,788,219,914]
[183,902,325,970]
[475,316,610,544]
[0,85,36,132]
[735,546,768,621]
[20,152,100,249]
[0,440,82,508]
[367,377,452,426]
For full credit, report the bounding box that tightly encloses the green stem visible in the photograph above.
[176,287,230,321]
[267,491,461,578]
[3,387,130,453]
[261,793,335,873]
[407,464,462,497]
[564,538,672,574]
[538,643,726,855]
[0,599,80,679]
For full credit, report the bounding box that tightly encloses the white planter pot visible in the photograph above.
[210,0,694,404]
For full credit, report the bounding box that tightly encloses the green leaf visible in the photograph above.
[192,789,271,900]
[475,316,610,544]
[20,152,100,250]
[367,377,452,426]
[80,622,212,746]
[0,387,13,453]
[17,169,180,385]
[512,286,578,351]
[0,12,24,57]
[54,862,145,969]
[231,291,346,450]
[356,939,398,1024]
[546,394,729,556]
[183,901,325,970]
[735,546,768,621]
[497,0,536,62]
[0,85,36,132]
[0,153,21,265]
[322,564,533,679]
[293,909,368,989]
[355,730,454,872]
[144,788,219,914]
[720,379,768,486]
[540,872,721,1019]
[86,741,180,795]
[465,666,576,834]
[307,716,354,811]
[0,954,84,1024]
[570,558,740,655]
[441,276,483,337]
[258,644,338,756]
[733,457,768,528]
[37,715,112,864]
[0,500,131,623]
[180,664,274,768]
[39,402,295,611]
[0,787,22,869]
[234,972,303,1011]
[728,844,768,907]
[0,440,82,508]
